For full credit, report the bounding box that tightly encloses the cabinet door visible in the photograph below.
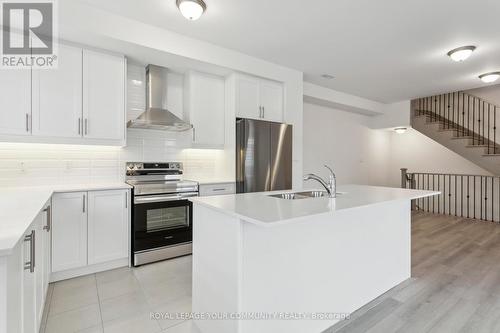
[52,192,87,272]
[88,190,128,265]
[32,44,83,138]
[188,72,225,147]
[236,74,261,120]
[83,50,125,141]
[22,227,36,333]
[260,79,283,122]
[199,183,236,196]
[33,211,46,328]
[43,204,51,296]
[0,69,31,135]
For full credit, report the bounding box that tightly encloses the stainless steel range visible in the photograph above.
[126,162,198,266]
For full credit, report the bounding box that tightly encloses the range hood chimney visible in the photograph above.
[127,65,193,131]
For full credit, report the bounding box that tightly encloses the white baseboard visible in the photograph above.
[49,258,129,282]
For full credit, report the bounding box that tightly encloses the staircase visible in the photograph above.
[411,92,500,175]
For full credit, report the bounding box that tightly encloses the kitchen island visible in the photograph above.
[189,185,439,333]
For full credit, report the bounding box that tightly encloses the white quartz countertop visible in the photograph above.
[0,183,131,256]
[190,184,440,226]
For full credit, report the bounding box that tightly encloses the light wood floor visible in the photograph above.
[324,212,500,333]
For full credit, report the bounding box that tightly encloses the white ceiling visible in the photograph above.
[78,0,500,103]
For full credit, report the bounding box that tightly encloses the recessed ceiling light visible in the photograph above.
[321,74,335,79]
[447,46,476,62]
[479,72,500,83]
[176,0,206,21]
[394,127,407,134]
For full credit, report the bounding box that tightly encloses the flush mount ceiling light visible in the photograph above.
[394,127,407,134]
[176,0,206,20]
[479,72,500,83]
[321,74,335,79]
[447,46,476,62]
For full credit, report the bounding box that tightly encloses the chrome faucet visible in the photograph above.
[303,165,337,198]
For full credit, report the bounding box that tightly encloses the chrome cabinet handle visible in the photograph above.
[26,113,30,132]
[262,106,265,118]
[193,128,196,142]
[84,119,88,135]
[24,230,35,273]
[125,192,128,209]
[78,118,81,135]
[259,106,262,118]
[43,205,51,231]
[83,194,86,213]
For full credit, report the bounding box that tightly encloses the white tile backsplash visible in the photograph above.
[0,129,232,187]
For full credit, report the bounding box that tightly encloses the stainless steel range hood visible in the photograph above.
[127,65,193,131]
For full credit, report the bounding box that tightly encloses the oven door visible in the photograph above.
[133,193,195,252]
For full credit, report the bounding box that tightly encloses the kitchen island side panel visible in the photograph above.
[192,203,243,333]
[240,200,411,333]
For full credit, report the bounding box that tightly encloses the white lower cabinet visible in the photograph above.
[199,182,236,196]
[0,206,48,333]
[34,204,50,328]
[19,204,50,333]
[88,190,128,265]
[0,189,129,333]
[51,189,129,279]
[52,192,88,272]
[22,226,36,333]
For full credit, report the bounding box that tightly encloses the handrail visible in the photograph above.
[401,168,500,223]
[412,91,500,154]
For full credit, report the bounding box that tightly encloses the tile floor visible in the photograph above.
[40,255,199,333]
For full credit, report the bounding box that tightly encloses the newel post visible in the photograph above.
[400,168,408,189]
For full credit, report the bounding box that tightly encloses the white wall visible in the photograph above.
[465,83,500,106]
[370,100,411,129]
[387,128,491,187]
[303,102,492,190]
[303,103,391,187]
[303,82,384,116]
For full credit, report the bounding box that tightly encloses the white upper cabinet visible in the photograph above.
[83,49,125,141]
[185,71,225,148]
[235,74,261,120]
[32,44,83,138]
[233,74,284,122]
[51,192,88,273]
[260,80,284,122]
[0,43,126,146]
[87,190,128,265]
[0,69,31,135]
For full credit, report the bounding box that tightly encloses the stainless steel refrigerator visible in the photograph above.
[236,118,293,193]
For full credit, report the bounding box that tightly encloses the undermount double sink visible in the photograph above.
[269,191,344,200]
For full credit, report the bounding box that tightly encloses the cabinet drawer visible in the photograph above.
[199,183,236,196]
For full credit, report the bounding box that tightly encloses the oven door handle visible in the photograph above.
[134,193,198,204]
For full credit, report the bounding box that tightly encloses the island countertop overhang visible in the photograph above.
[189,184,439,226]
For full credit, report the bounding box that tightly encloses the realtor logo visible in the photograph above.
[1,0,58,68]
